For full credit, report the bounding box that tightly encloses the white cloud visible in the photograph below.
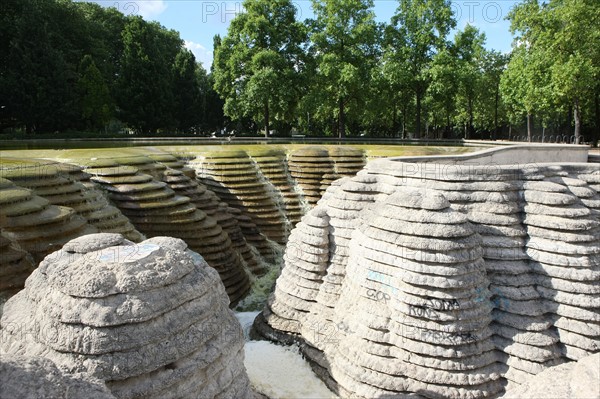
[185,40,207,52]
[135,0,168,20]
[184,40,212,69]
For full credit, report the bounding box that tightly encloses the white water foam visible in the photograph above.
[235,312,338,399]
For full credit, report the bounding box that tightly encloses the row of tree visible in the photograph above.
[213,0,599,142]
[1,0,598,142]
[1,0,223,134]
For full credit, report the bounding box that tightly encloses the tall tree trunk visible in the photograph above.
[338,97,345,139]
[445,110,451,139]
[468,96,474,139]
[264,100,270,138]
[392,103,398,138]
[402,104,407,139]
[415,88,422,139]
[493,87,499,141]
[573,98,581,144]
[527,113,533,142]
[567,105,572,135]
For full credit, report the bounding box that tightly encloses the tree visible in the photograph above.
[379,21,416,138]
[544,0,599,143]
[1,0,87,132]
[117,17,182,133]
[505,0,599,143]
[453,24,486,139]
[307,0,379,138]
[172,49,202,132]
[501,45,550,141]
[387,0,455,138]
[478,50,508,140]
[427,47,458,138]
[77,55,113,131]
[74,2,129,96]
[213,0,306,137]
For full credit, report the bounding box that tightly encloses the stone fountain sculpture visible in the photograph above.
[254,159,600,398]
[1,233,254,399]
[0,354,116,399]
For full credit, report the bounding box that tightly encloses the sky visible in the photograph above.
[85,0,521,69]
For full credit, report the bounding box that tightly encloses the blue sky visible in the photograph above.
[87,0,521,69]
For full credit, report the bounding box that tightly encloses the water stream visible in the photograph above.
[236,312,337,399]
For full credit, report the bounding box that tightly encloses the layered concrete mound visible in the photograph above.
[0,159,143,243]
[0,234,253,399]
[0,177,97,263]
[0,232,35,301]
[84,162,251,306]
[190,150,289,245]
[254,159,599,398]
[501,352,600,399]
[288,146,366,207]
[247,148,305,228]
[160,168,265,276]
[0,354,115,399]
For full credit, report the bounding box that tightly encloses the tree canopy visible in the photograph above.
[2,0,599,142]
[1,0,221,135]
[213,0,307,137]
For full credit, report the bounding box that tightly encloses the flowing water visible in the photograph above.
[236,312,337,399]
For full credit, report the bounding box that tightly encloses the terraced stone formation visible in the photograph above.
[190,150,289,245]
[0,354,116,399]
[0,145,434,308]
[0,159,143,243]
[83,160,251,306]
[254,160,600,398]
[247,148,305,228]
[161,168,265,276]
[0,177,96,264]
[288,146,366,207]
[0,232,35,301]
[0,234,254,399]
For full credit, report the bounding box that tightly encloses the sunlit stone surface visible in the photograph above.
[0,234,254,399]
[0,354,116,399]
[0,177,97,263]
[254,160,600,398]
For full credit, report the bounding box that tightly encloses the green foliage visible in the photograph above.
[213,0,306,136]
[476,50,509,137]
[453,25,486,138]
[303,0,379,137]
[117,17,180,133]
[385,0,456,138]
[77,55,113,130]
[1,0,223,135]
[502,0,599,142]
[426,48,458,137]
[1,0,82,132]
[2,0,598,140]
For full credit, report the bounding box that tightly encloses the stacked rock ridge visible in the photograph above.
[0,177,97,263]
[0,354,116,399]
[0,232,35,301]
[83,162,251,306]
[253,161,599,398]
[0,233,254,399]
[160,168,265,277]
[501,352,600,399]
[288,146,366,207]
[247,148,305,229]
[1,158,143,243]
[189,150,289,246]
